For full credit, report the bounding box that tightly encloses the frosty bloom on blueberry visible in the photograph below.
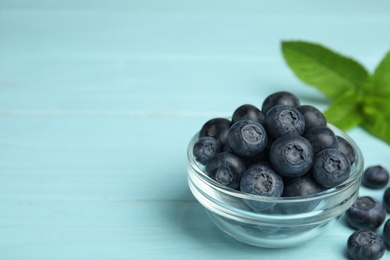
[312,148,351,188]
[303,126,339,155]
[261,91,300,114]
[337,136,356,165]
[269,134,314,178]
[227,120,267,158]
[240,162,284,212]
[205,151,246,190]
[264,105,305,140]
[362,165,389,189]
[240,163,284,197]
[345,196,386,231]
[297,105,327,131]
[199,117,231,147]
[193,136,221,165]
[232,104,265,125]
[347,230,385,260]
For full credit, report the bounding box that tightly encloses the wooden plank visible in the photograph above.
[1,0,390,259]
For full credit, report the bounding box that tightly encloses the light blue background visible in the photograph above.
[1,0,390,259]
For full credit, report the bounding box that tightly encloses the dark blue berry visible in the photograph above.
[383,187,390,213]
[281,174,322,213]
[193,136,221,165]
[199,118,231,146]
[312,148,351,188]
[205,152,246,190]
[227,120,267,158]
[303,126,339,154]
[264,105,305,140]
[345,196,386,231]
[232,104,265,125]
[362,165,389,189]
[337,136,356,165]
[244,149,269,166]
[262,91,300,114]
[297,105,327,132]
[347,230,385,260]
[383,219,390,247]
[240,163,284,211]
[240,163,284,197]
[269,134,314,178]
[283,174,322,197]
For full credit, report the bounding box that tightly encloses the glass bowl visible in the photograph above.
[187,124,364,248]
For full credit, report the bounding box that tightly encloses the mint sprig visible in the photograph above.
[281,41,390,145]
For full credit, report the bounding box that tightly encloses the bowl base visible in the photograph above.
[207,211,339,248]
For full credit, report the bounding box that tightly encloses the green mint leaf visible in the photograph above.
[362,95,390,116]
[323,91,362,130]
[361,51,390,145]
[281,41,369,100]
[280,40,389,145]
[366,50,390,96]
[362,95,390,144]
[361,109,390,145]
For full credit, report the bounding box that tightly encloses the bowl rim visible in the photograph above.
[187,123,364,204]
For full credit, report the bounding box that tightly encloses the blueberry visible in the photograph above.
[337,136,356,165]
[264,105,305,140]
[345,196,386,230]
[193,136,221,165]
[232,104,265,125]
[240,163,284,211]
[222,142,256,168]
[384,219,390,247]
[227,120,268,158]
[281,174,322,213]
[362,165,389,189]
[240,163,284,197]
[199,118,231,146]
[347,230,385,260]
[262,91,300,114]
[205,151,246,190]
[297,105,327,132]
[303,126,339,155]
[269,134,314,178]
[244,150,269,166]
[312,148,351,188]
[383,187,390,213]
[283,174,322,197]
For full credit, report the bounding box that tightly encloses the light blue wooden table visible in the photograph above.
[1,1,390,259]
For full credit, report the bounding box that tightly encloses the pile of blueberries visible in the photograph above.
[192,91,390,259]
[193,91,354,197]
